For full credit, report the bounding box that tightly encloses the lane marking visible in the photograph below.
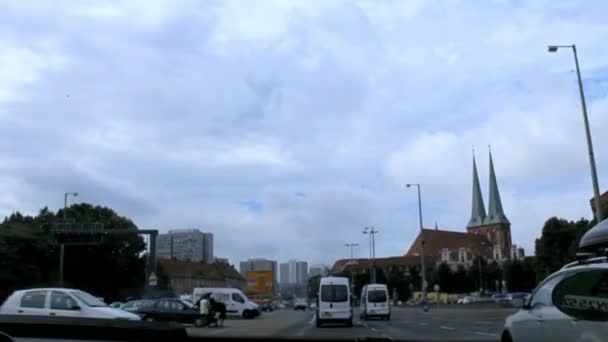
[370,327,377,332]
[475,331,497,337]
[440,326,455,331]
[418,322,429,326]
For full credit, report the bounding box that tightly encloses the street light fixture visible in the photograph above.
[547,44,603,222]
[406,183,427,302]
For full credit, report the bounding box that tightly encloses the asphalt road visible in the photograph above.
[187,306,517,341]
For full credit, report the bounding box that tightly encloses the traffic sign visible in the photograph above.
[433,284,440,292]
[148,272,158,286]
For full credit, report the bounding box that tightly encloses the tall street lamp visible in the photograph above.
[406,183,427,301]
[345,243,359,293]
[363,227,379,283]
[60,192,78,287]
[548,44,603,222]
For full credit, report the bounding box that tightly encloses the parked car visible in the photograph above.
[458,296,476,304]
[0,288,140,320]
[120,299,155,313]
[293,298,307,310]
[260,302,277,312]
[132,297,205,327]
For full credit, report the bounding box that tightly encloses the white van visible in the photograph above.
[316,276,352,327]
[360,284,390,320]
[192,288,260,319]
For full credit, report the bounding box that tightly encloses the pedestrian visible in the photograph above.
[208,297,219,327]
[196,294,211,326]
[217,301,227,327]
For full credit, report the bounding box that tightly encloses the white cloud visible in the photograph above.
[1,0,608,266]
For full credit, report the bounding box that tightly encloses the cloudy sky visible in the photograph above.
[2,0,608,267]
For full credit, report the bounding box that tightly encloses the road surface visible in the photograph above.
[187,306,517,340]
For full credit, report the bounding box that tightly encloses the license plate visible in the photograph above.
[322,312,332,317]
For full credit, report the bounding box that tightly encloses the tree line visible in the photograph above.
[0,204,148,302]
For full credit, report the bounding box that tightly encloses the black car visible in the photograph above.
[133,298,206,327]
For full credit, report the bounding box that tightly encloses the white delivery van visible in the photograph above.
[316,276,352,327]
[192,288,260,319]
[360,284,390,320]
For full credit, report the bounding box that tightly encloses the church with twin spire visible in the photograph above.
[405,150,524,269]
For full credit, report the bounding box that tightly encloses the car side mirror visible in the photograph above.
[69,305,81,311]
[511,298,524,308]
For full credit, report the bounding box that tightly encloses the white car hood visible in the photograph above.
[89,307,141,320]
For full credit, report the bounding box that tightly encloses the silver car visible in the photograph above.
[501,259,608,342]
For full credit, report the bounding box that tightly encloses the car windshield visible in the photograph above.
[321,285,348,302]
[368,290,387,303]
[2,1,607,340]
[69,291,107,307]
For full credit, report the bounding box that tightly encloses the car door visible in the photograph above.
[17,290,49,317]
[155,299,174,322]
[170,300,193,323]
[230,293,245,315]
[48,290,82,318]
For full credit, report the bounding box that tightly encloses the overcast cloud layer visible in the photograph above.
[2,0,608,266]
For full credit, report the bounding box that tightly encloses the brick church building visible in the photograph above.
[331,151,524,276]
[405,151,524,269]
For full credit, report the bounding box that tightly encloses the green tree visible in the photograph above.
[435,262,454,292]
[535,217,587,278]
[0,204,147,302]
[307,275,321,299]
[504,258,536,292]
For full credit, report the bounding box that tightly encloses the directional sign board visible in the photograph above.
[148,272,158,287]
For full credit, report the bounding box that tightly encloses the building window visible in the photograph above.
[441,248,450,262]
[459,248,467,262]
[493,246,501,260]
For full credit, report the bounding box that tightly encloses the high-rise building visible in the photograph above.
[296,261,308,285]
[202,233,213,263]
[156,229,214,262]
[279,263,290,284]
[280,260,309,285]
[239,258,278,291]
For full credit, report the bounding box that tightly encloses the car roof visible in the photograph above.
[320,276,349,284]
[13,288,81,293]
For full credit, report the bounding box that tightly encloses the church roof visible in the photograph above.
[405,228,493,258]
[467,155,487,228]
[486,150,510,225]
[331,255,436,274]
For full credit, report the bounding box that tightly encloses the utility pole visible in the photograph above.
[345,243,358,294]
[548,44,603,222]
[60,192,78,287]
[406,183,427,302]
[363,227,379,283]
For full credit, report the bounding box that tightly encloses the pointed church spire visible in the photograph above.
[467,151,487,228]
[487,147,510,225]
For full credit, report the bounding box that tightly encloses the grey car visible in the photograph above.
[501,259,608,342]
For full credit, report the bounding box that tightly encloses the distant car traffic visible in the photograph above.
[260,302,277,311]
[132,297,205,327]
[0,288,140,320]
[293,298,307,310]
